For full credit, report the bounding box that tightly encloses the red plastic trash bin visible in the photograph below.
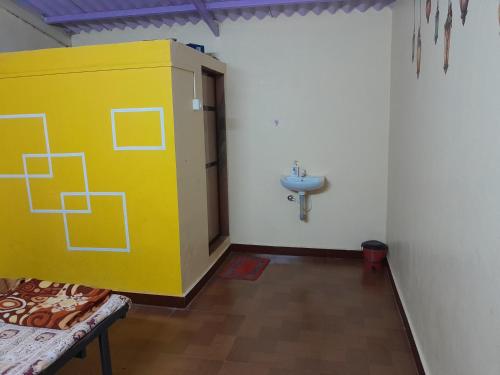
[362,240,388,271]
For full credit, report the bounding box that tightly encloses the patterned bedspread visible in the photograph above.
[0,294,130,375]
[0,279,111,330]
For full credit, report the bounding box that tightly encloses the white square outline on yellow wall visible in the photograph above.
[0,112,131,253]
[22,152,91,214]
[111,107,166,151]
[61,191,131,253]
[0,113,53,179]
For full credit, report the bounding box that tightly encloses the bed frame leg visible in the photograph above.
[99,330,112,375]
[76,348,87,359]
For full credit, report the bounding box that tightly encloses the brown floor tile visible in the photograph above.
[59,254,418,375]
[217,361,271,375]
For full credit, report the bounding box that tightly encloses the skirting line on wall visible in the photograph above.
[230,243,363,258]
[121,243,425,374]
[386,259,427,375]
[119,248,231,308]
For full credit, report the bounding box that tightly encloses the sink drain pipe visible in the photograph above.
[299,192,306,221]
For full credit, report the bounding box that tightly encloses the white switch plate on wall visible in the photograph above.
[192,99,202,111]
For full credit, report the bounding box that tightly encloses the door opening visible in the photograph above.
[202,70,228,254]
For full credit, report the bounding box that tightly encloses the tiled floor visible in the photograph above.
[60,254,418,375]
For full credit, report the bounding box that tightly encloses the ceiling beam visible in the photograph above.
[44,0,393,25]
[191,0,219,36]
[1,0,71,46]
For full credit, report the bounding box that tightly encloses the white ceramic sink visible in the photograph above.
[280,175,325,193]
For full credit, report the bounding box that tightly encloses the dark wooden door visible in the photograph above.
[203,73,220,247]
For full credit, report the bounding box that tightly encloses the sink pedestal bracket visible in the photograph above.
[299,192,306,221]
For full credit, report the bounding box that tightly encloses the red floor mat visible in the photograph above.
[218,255,270,281]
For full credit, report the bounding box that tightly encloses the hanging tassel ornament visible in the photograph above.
[444,0,453,73]
[434,0,440,44]
[412,0,416,63]
[417,0,422,78]
[459,0,469,25]
[426,0,432,23]
[417,27,422,78]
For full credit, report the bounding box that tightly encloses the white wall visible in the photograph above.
[74,10,392,250]
[0,8,62,52]
[388,1,500,375]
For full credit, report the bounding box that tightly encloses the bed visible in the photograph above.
[0,281,130,375]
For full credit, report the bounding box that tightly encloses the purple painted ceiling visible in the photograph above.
[17,0,395,36]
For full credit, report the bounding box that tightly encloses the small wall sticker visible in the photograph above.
[444,0,453,73]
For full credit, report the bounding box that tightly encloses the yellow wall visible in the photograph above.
[0,42,183,296]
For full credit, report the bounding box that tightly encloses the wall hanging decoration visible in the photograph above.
[417,29,422,77]
[426,0,432,22]
[412,0,416,63]
[434,0,440,44]
[417,0,422,78]
[444,0,453,73]
[460,0,469,25]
